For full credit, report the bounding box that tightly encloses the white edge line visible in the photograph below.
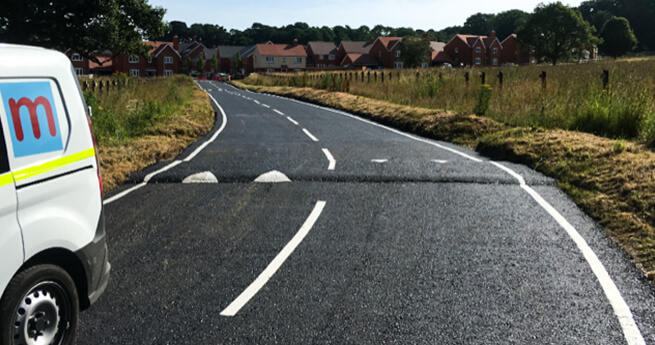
[183,86,228,162]
[302,128,319,142]
[321,148,336,170]
[287,116,299,125]
[264,93,482,162]
[490,161,645,345]
[220,201,327,316]
[274,109,285,116]
[103,159,182,205]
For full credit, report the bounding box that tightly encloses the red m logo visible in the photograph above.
[8,97,57,142]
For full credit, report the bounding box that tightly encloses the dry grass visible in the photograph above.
[88,77,214,193]
[232,80,655,276]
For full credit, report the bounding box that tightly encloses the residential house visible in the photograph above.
[444,31,533,67]
[500,34,534,65]
[369,37,403,69]
[217,45,256,74]
[429,40,451,67]
[68,52,113,76]
[112,40,180,77]
[252,40,307,73]
[340,53,379,68]
[337,41,375,67]
[306,42,339,69]
[179,38,206,73]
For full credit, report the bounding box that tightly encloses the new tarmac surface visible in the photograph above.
[77,81,655,344]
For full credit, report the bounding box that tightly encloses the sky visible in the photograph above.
[149,0,585,32]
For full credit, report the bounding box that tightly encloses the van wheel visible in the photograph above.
[0,264,79,345]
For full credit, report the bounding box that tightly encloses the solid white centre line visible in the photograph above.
[287,116,299,125]
[371,159,388,163]
[302,128,319,142]
[220,201,327,316]
[262,104,270,108]
[322,148,336,170]
[491,162,646,345]
[432,160,449,164]
[273,109,285,116]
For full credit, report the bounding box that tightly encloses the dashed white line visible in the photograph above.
[220,201,327,316]
[491,162,646,345]
[287,116,299,125]
[262,104,270,108]
[432,160,449,164]
[302,128,319,142]
[253,100,260,105]
[322,149,336,170]
[274,109,285,116]
[371,159,388,163]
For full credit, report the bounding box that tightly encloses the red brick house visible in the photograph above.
[68,52,113,76]
[444,32,534,67]
[501,34,533,65]
[306,42,339,69]
[217,46,256,74]
[112,41,181,77]
[337,41,375,68]
[369,37,403,69]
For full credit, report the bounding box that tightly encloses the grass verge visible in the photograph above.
[85,75,214,193]
[232,80,655,276]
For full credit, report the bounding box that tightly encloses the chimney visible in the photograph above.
[173,35,179,51]
[293,38,299,46]
[490,30,496,39]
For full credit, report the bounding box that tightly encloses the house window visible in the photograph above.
[328,54,335,60]
[164,70,173,76]
[475,58,481,65]
[145,70,156,77]
[454,47,459,54]
[378,51,381,57]
[294,69,302,72]
[420,62,429,68]
[492,58,498,66]
[319,55,324,60]
[148,57,152,63]
[164,56,173,64]
[266,68,275,72]
[493,48,498,54]
[283,57,286,63]
[294,57,302,63]
[74,68,84,75]
[266,56,274,63]
[129,69,140,77]
[129,56,139,63]
[394,61,404,69]
[476,47,481,53]
[396,50,401,58]
[71,53,83,61]
[317,64,326,68]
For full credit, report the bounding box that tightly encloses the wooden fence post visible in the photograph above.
[465,72,469,85]
[374,71,377,82]
[389,72,392,81]
[367,71,370,83]
[602,70,609,90]
[497,71,503,89]
[480,72,486,85]
[381,71,384,83]
[539,71,547,89]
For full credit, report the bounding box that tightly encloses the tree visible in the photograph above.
[398,36,431,68]
[233,52,244,71]
[0,0,167,63]
[518,2,598,65]
[435,26,462,43]
[185,57,193,74]
[197,56,205,73]
[492,10,530,39]
[599,16,637,58]
[211,55,219,72]
[462,13,496,35]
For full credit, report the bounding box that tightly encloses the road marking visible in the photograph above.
[262,104,270,108]
[432,160,449,164]
[287,116,299,125]
[266,94,482,162]
[302,128,319,142]
[220,201,327,316]
[274,109,285,116]
[490,161,645,345]
[183,86,228,162]
[371,159,388,163]
[104,160,182,205]
[207,89,212,92]
[254,100,260,105]
[322,148,336,170]
[254,170,291,183]
[182,171,218,183]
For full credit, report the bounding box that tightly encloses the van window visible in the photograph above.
[0,122,9,174]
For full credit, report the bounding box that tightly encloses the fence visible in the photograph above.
[78,76,131,93]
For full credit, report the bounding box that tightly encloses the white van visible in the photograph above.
[0,44,110,345]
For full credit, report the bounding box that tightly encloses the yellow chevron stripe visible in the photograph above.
[12,148,96,183]
[0,172,14,188]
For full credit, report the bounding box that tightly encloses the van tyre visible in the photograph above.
[0,264,79,345]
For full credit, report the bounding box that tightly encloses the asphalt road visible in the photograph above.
[77,81,655,344]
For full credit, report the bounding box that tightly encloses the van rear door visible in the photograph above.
[0,108,24,294]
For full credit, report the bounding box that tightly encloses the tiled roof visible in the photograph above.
[431,51,452,62]
[430,41,446,52]
[218,46,246,58]
[307,41,338,55]
[179,41,204,57]
[203,48,219,60]
[89,55,113,70]
[256,43,307,57]
[340,41,374,54]
[343,53,378,66]
[377,37,403,51]
[145,41,179,57]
